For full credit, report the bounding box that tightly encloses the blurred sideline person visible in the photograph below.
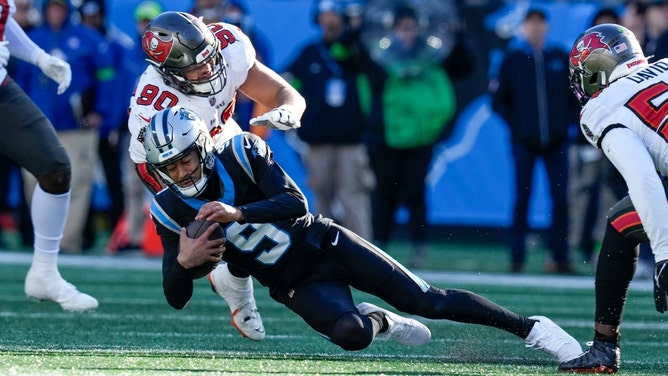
[367,3,472,268]
[641,0,668,58]
[490,8,579,274]
[559,24,668,373]
[128,11,305,341]
[78,0,129,250]
[620,1,648,52]
[188,0,225,25]
[17,0,117,254]
[106,0,165,254]
[144,105,582,363]
[1,0,97,311]
[282,0,376,240]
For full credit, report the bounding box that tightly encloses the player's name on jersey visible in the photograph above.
[626,60,668,83]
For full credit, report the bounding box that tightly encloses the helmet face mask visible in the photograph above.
[568,23,646,105]
[142,11,227,97]
[144,106,216,198]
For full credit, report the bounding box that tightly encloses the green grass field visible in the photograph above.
[1,241,667,375]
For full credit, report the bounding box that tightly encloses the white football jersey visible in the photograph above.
[580,58,668,261]
[128,22,256,164]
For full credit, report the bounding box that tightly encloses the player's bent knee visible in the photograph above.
[329,313,374,351]
[37,169,71,195]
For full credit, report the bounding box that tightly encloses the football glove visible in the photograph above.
[654,259,668,313]
[249,104,301,130]
[37,52,71,95]
[0,41,10,68]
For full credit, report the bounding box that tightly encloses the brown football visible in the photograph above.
[184,219,225,279]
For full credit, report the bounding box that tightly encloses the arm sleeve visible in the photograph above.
[5,17,46,65]
[156,223,195,309]
[601,127,668,262]
[162,258,195,310]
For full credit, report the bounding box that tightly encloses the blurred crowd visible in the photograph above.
[1,0,667,277]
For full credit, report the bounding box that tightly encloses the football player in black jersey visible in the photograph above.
[144,106,581,360]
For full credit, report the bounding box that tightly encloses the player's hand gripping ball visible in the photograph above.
[184,219,225,279]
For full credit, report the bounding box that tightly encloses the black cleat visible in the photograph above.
[558,340,620,374]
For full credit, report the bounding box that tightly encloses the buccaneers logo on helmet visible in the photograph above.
[570,32,610,69]
[143,30,174,64]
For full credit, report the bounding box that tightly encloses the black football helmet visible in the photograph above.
[568,23,647,105]
[143,106,216,198]
[142,11,227,97]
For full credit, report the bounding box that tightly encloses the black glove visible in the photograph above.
[654,259,668,313]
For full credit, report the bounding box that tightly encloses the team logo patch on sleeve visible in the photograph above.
[581,123,595,141]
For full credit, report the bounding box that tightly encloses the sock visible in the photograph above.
[594,330,620,346]
[367,311,387,333]
[523,318,539,339]
[30,185,70,270]
[213,263,253,308]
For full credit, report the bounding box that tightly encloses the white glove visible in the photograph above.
[249,104,301,130]
[37,53,71,95]
[0,41,10,68]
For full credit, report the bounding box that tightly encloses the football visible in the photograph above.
[184,219,225,279]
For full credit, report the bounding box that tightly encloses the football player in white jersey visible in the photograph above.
[0,0,97,312]
[559,23,668,373]
[128,11,306,342]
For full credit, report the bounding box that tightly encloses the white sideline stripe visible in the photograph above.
[418,270,653,292]
[0,251,653,291]
[0,251,161,270]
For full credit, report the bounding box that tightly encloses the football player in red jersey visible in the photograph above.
[128,11,306,342]
[0,0,97,311]
[560,23,668,373]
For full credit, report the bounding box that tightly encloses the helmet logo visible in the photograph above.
[143,30,174,64]
[570,32,609,68]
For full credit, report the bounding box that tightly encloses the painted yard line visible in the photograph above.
[2,309,666,332]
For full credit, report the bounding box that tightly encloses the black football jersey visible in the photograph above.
[150,132,331,307]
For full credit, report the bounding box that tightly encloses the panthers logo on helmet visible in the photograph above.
[570,32,610,69]
[143,30,174,64]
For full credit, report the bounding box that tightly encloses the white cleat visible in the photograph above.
[230,300,265,341]
[357,302,431,346]
[24,267,98,312]
[525,315,582,363]
[208,265,265,341]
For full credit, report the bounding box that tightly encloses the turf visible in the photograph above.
[1,242,667,375]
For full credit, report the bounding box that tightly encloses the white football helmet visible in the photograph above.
[143,106,215,198]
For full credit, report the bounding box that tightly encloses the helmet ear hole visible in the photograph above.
[588,72,599,86]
